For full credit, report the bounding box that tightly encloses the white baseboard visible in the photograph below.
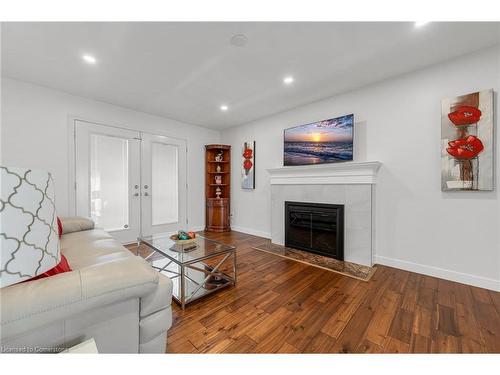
[231,225,271,239]
[374,255,500,292]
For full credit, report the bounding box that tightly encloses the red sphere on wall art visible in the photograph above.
[243,159,253,170]
[446,135,484,159]
[243,148,253,159]
[447,105,482,126]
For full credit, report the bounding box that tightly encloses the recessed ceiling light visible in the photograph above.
[220,105,229,112]
[230,34,248,47]
[414,21,430,28]
[283,76,295,85]
[82,54,97,64]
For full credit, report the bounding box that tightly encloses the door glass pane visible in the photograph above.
[152,142,178,225]
[90,134,129,231]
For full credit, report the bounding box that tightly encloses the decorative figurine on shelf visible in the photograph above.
[215,175,222,185]
[215,150,224,162]
[216,164,222,173]
[215,186,222,199]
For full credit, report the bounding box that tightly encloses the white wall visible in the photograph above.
[222,45,500,290]
[1,78,220,230]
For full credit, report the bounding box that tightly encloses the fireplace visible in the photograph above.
[285,201,344,260]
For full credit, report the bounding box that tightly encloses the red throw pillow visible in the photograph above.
[57,217,63,238]
[24,255,72,283]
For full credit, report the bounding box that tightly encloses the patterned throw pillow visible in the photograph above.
[1,166,61,287]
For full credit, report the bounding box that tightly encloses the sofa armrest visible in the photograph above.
[60,216,95,234]
[140,272,173,318]
[1,257,159,339]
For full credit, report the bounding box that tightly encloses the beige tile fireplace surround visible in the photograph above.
[267,161,382,267]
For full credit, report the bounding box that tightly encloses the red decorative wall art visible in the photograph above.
[441,90,494,191]
[241,141,255,189]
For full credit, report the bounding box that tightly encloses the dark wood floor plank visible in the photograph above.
[410,334,431,353]
[221,335,257,353]
[320,281,369,339]
[167,338,199,353]
[474,302,500,352]
[356,339,385,353]
[412,305,433,339]
[436,304,460,337]
[275,342,302,353]
[388,308,415,344]
[489,291,500,315]
[331,303,374,353]
[384,337,410,353]
[364,289,401,346]
[284,292,346,351]
[303,332,337,353]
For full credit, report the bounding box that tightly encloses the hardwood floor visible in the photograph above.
[132,231,500,353]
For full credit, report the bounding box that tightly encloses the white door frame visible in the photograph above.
[67,116,189,243]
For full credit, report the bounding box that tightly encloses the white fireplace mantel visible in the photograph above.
[267,161,382,185]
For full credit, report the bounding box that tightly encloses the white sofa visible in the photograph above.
[0,218,173,353]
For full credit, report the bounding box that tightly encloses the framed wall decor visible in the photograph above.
[283,114,354,166]
[441,89,494,191]
[241,141,255,189]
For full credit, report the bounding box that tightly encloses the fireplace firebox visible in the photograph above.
[285,201,344,260]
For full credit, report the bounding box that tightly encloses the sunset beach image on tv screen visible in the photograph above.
[284,114,354,166]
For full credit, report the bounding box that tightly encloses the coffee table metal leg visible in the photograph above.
[180,265,186,310]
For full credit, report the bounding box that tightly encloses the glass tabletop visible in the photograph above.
[139,233,235,265]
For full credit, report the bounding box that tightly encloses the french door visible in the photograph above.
[140,133,187,236]
[75,120,187,243]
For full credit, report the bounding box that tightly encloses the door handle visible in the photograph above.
[144,192,150,197]
[133,192,139,197]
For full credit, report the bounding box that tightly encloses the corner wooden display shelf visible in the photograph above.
[205,144,231,232]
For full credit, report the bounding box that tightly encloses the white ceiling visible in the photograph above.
[2,22,500,129]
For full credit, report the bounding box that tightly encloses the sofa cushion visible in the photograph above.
[60,216,95,234]
[61,229,134,269]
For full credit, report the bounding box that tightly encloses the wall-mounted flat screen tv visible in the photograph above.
[284,114,354,166]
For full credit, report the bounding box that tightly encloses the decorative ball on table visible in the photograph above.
[170,230,197,244]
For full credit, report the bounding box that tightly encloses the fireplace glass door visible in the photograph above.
[285,201,344,260]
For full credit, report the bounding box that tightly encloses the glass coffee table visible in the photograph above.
[137,234,237,309]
